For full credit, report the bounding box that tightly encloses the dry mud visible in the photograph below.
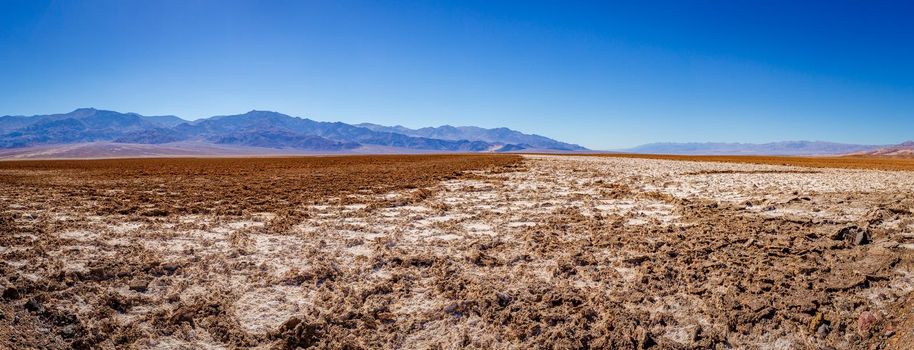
[2,154,914,349]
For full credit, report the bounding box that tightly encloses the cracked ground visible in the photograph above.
[2,154,913,349]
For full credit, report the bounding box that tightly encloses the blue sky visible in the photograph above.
[1,1,912,149]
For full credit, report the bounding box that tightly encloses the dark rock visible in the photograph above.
[495,292,513,308]
[24,298,43,313]
[832,226,857,240]
[106,295,129,313]
[444,302,465,317]
[162,262,180,273]
[817,323,831,337]
[87,267,113,281]
[60,324,77,339]
[623,255,650,266]
[2,286,19,299]
[128,279,149,292]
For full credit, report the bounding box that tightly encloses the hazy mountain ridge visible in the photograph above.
[0,116,38,134]
[0,109,184,148]
[0,108,581,153]
[624,141,886,156]
[357,123,586,151]
[848,141,914,157]
[174,111,507,151]
[214,130,361,151]
[140,115,187,127]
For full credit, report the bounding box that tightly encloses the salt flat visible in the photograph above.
[2,154,913,349]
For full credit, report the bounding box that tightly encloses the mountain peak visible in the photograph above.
[68,107,101,117]
[204,110,294,123]
[244,110,284,116]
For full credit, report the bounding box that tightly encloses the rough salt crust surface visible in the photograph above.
[2,154,913,349]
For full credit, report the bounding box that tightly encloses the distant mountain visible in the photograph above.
[357,123,586,151]
[0,116,37,134]
[0,108,181,148]
[624,141,884,156]
[214,130,360,151]
[0,142,355,159]
[847,141,914,157]
[141,115,187,127]
[174,110,506,151]
[0,108,584,155]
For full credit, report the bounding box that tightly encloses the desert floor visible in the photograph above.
[2,154,913,349]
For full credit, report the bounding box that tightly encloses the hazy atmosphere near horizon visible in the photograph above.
[2,0,912,149]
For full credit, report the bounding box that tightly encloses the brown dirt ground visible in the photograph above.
[2,154,913,349]
[0,155,521,349]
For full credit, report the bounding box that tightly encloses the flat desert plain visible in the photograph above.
[2,154,914,349]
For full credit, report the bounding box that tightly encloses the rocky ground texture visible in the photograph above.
[2,154,913,349]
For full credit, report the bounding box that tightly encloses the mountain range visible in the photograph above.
[0,108,585,157]
[355,123,585,151]
[621,141,890,156]
[848,141,914,157]
[2,108,911,159]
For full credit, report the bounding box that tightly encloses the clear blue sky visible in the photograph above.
[1,1,912,149]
